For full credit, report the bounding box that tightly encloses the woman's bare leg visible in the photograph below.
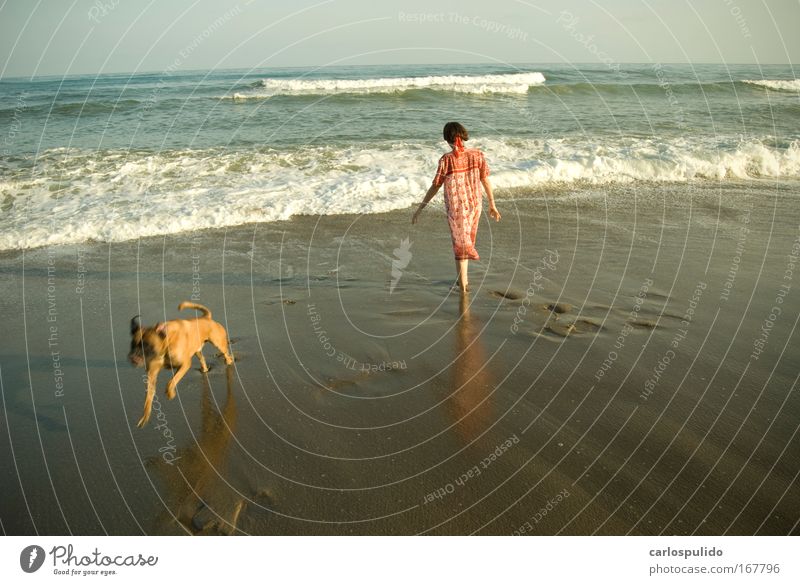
[455,259,469,293]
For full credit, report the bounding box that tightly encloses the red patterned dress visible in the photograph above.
[432,148,490,260]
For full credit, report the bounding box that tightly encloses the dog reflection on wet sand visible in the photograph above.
[129,301,234,428]
[149,366,242,535]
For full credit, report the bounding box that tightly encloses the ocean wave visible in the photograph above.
[1,136,798,250]
[530,80,743,96]
[0,99,144,120]
[53,99,143,115]
[742,79,800,92]
[488,137,800,186]
[226,72,546,98]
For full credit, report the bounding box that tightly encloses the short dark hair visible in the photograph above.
[443,121,469,144]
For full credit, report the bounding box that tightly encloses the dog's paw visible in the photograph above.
[166,388,177,400]
[136,416,148,428]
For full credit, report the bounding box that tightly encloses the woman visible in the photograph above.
[412,122,501,293]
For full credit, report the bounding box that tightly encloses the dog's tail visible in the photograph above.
[178,301,212,319]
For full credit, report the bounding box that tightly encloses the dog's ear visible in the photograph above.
[130,315,141,335]
[156,322,167,337]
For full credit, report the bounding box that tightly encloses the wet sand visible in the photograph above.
[1,181,799,535]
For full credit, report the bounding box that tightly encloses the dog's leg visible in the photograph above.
[210,328,234,365]
[165,362,192,400]
[196,351,209,373]
[137,366,160,428]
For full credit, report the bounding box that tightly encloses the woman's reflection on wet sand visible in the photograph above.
[449,293,495,444]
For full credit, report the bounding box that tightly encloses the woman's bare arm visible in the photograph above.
[412,183,441,224]
[482,177,501,221]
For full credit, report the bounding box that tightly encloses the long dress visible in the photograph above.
[432,148,490,260]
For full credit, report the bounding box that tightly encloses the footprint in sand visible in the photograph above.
[544,302,572,315]
[545,318,602,338]
[261,298,298,306]
[489,289,524,301]
[630,318,659,329]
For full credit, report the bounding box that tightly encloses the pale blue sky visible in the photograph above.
[1,0,797,77]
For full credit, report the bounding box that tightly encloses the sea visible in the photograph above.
[1,62,798,251]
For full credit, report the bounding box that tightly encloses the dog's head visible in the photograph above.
[128,316,167,367]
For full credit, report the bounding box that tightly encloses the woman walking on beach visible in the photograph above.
[412,122,501,293]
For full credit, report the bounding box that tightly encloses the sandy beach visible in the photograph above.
[1,181,798,535]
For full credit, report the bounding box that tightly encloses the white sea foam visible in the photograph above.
[2,136,799,250]
[227,72,546,98]
[486,137,800,186]
[742,79,800,92]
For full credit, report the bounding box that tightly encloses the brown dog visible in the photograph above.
[128,301,234,428]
